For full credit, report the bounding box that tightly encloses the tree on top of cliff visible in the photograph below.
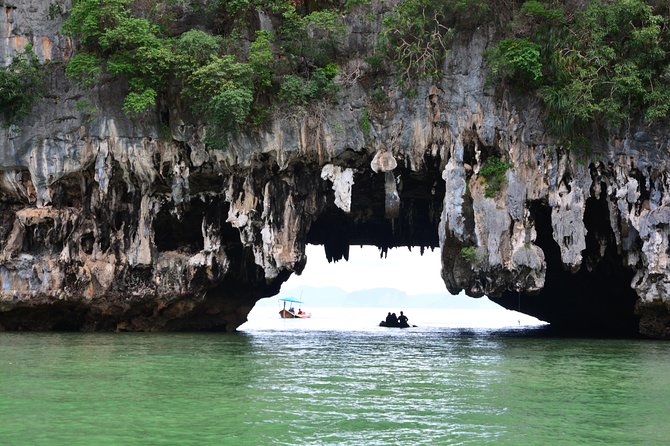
[487,0,670,145]
[0,44,45,125]
[64,0,173,116]
[62,0,345,136]
[379,0,512,86]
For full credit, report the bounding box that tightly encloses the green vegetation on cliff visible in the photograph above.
[479,156,513,198]
[378,0,670,143]
[63,0,343,146]
[4,0,668,145]
[0,45,45,124]
[63,0,173,114]
[487,0,670,144]
[460,246,479,264]
[379,0,497,85]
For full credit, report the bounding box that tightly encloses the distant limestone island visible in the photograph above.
[260,286,504,310]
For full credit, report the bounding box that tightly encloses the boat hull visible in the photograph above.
[279,309,311,319]
[379,321,411,328]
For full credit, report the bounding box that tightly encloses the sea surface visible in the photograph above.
[1,307,669,445]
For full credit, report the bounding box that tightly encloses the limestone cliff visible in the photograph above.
[0,0,669,337]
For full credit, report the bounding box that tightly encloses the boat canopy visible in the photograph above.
[279,297,303,303]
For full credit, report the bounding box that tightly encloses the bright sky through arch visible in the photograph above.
[283,244,447,295]
[250,244,547,327]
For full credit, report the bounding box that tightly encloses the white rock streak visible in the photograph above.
[321,164,354,213]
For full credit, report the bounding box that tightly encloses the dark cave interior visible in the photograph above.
[307,161,446,262]
[493,191,639,336]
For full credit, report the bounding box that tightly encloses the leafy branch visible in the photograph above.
[488,0,670,143]
[0,44,45,124]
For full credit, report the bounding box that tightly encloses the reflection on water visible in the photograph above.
[1,322,669,445]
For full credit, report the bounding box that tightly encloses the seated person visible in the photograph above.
[398,311,409,327]
[390,312,399,327]
[385,312,398,327]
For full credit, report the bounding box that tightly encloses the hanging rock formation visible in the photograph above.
[0,1,668,337]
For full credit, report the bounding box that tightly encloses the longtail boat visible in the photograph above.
[278,297,311,319]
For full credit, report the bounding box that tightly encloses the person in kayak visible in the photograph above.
[398,311,409,328]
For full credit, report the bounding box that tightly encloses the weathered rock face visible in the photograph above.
[1,1,669,337]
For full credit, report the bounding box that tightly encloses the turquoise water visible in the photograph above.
[1,326,669,445]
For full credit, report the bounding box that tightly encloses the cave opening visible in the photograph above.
[253,157,543,330]
[242,244,542,331]
[494,190,640,336]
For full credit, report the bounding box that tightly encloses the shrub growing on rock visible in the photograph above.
[479,156,513,198]
[0,45,45,124]
[488,0,670,143]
